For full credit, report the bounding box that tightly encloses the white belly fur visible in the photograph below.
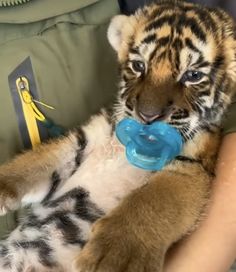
[54,115,151,213]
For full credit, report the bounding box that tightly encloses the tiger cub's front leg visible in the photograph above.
[75,164,211,272]
[0,128,87,214]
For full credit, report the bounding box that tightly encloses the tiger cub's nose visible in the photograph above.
[139,111,164,124]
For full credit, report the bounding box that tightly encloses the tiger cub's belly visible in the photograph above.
[54,136,151,213]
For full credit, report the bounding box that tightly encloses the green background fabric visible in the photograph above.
[223,98,236,135]
[0,0,99,23]
[0,0,119,165]
[0,0,119,238]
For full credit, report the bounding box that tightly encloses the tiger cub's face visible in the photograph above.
[108,0,236,140]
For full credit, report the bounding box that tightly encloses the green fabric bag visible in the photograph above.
[0,0,119,237]
[0,0,119,164]
[223,98,236,135]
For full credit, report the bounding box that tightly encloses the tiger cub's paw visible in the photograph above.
[73,216,162,272]
[0,180,21,215]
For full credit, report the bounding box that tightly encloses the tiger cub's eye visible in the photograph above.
[181,70,204,83]
[131,60,145,73]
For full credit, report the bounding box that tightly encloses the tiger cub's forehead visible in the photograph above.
[131,4,218,72]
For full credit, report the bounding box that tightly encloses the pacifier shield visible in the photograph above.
[115,118,183,171]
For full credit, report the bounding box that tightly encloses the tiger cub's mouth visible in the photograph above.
[137,107,173,124]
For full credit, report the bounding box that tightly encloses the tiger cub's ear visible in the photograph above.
[107,15,129,52]
[107,15,137,60]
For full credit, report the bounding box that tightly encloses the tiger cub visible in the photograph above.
[0,1,236,272]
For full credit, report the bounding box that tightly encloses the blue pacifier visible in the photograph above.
[115,118,183,171]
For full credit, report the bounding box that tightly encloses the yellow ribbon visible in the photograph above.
[16,77,54,148]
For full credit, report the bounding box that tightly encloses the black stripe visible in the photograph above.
[125,99,134,111]
[125,110,132,116]
[178,17,206,42]
[198,90,210,97]
[48,188,104,223]
[168,48,173,62]
[103,107,116,134]
[193,98,204,115]
[0,244,11,269]
[185,38,201,53]
[212,72,225,105]
[172,38,183,51]
[150,36,171,61]
[183,6,217,34]
[209,8,228,25]
[212,55,224,72]
[21,213,43,230]
[76,127,87,151]
[145,15,175,32]
[169,121,190,127]
[122,74,128,83]
[211,55,225,77]
[210,55,224,84]
[156,51,167,61]
[42,171,61,204]
[120,89,130,100]
[47,187,87,207]
[17,264,24,272]
[45,212,86,246]
[149,6,174,20]
[213,86,223,106]
[177,152,216,177]
[175,155,201,164]
[188,129,198,140]
[74,192,104,223]
[202,106,212,120]
[3,259,11,269]
[193,55,204,67]
[175,53,181,71]
[149,46,159,62]
[129,47,139,55]
[142,33,156,44]
[0,245,8,257]
[171,109,189,120]
[200,123,218,134]
[194,61,210,69]
[74,127,87,170]
[14,240,55,268]
[156,36,170,48]
[171,115,187,120]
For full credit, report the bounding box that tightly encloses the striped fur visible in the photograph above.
[74,2,236,271]
[111,0,236,143]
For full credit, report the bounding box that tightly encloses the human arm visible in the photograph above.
[164,133,236,272]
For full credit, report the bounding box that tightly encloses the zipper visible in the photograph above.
[15,76,54,149]
[0,0,31,7]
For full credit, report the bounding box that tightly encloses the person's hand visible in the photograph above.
[164,133,236,272]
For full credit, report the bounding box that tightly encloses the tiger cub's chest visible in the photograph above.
[54,115,151,213]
